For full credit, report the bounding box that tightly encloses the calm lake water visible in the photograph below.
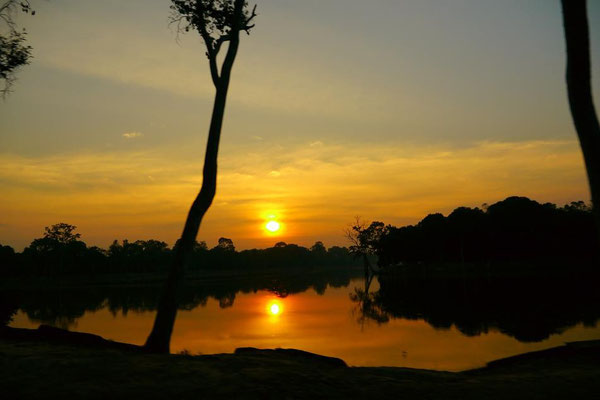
[8,273,600,371]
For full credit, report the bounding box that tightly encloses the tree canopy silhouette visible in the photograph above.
[214,237,235,252]
[0,0,35,96]
[42,223,81,243]
[346,218,384,277]
[144,0,256,353]
[375,196,597,267]
[1,227,358,277]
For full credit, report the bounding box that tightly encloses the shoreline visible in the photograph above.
[1,325,599,398]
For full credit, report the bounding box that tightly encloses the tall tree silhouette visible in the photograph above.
[144,0,256,353]
[561,0,600,234]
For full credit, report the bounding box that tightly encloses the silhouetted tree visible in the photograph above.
[145,0,256,353]
[42,222,81,243]
[346,218,386,277]
[0,244,16,275]
[23,223,88,274]
[326,245,353,265]
[561,0,600,235]
[310,241,326,255]
[310,240,327,253]
[0,0,35,96]
[214,237,235,252]
[446,207,487,263]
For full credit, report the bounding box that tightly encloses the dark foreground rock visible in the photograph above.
[1,326,599,399]
[234,347,347,368]
[1,324,140,351]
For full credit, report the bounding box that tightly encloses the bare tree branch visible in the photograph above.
[242,4,257,33]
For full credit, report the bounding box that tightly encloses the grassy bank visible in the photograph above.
[1,328,598,399]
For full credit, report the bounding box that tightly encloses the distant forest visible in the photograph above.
[1,196,597,276]
[370,196,598,268]
[0,224,358,276]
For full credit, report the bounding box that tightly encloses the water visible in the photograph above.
[7,272,600,371]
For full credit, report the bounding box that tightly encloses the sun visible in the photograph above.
[265,220,280,233]
[267,300,282,315]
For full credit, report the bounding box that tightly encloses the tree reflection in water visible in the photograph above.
[2,270,356,329]
[349,272,388,326]
[4,268,600,344]
[351,268,600,342]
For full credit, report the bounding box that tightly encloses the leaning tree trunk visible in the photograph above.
[561,0,600,235]
[144,4,243,354]
[143,86,231,353]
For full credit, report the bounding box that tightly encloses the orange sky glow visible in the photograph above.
[0,0,598,250]
[0,139,589,250]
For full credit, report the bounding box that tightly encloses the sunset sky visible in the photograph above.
[1,0,599,250]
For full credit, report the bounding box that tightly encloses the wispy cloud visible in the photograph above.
[29,4,400,123]
[0,139,589,250]
[122,132,143,139]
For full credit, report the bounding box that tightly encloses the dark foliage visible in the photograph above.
[352,270,600,343]
[375,196,598,267]
[4,266,600,344]
[0,223,359,276]
[0,0,35,96]
[2,269,358,328]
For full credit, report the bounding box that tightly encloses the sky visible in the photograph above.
[1,0,599,250]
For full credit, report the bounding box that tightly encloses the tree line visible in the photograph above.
[0,223,359,276]
[351,196,598,269]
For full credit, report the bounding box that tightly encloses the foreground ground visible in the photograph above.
[1,327,599,399]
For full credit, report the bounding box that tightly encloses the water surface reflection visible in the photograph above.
[7,271,600,371]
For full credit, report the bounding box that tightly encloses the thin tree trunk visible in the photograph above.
[144,1,243,352]
[561,0,600,235]
[144,86,230,353]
